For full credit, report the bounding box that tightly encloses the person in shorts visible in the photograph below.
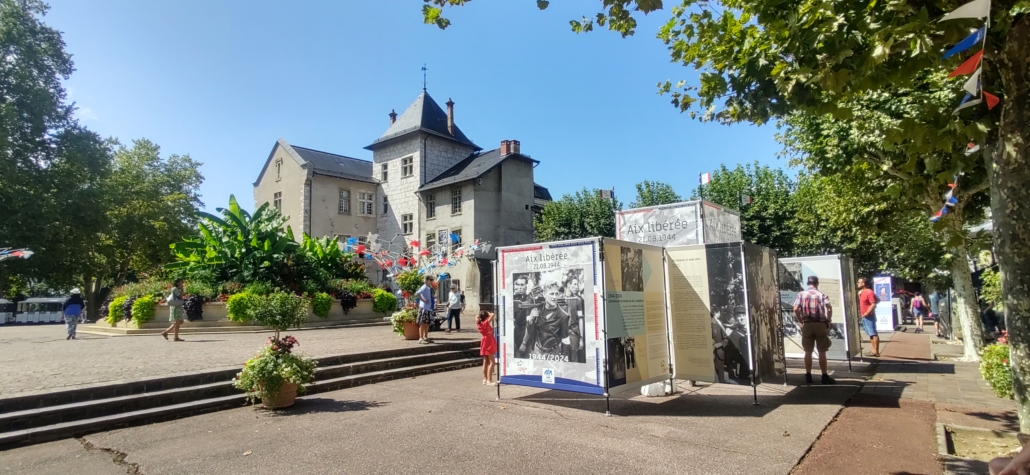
[792,275,836,384]
[416,275,436,344]
[858,277,880,357]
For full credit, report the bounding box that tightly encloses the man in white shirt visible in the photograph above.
[446,283,462,333]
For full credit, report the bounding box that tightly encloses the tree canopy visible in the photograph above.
[535,188,622,241]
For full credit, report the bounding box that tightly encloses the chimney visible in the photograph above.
[500,140,511,155]
[446,98,455,136]
[388,109,397,125]
[511,140,520,154]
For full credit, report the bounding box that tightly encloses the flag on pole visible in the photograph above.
[948,50,983,77]
[962,68,982,95]
[700,172,712,185]
[943,28,986,59]
[983,90,1000,110]
[939,0,991,22]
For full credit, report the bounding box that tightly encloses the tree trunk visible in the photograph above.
[947,240,984,361]
[993,13,1030,432]
[82,273,104,323]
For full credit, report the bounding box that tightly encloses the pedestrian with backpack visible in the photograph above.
[911,292,928,334]
[62,289,84,340]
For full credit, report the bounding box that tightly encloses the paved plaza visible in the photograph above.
[0,323,479,397]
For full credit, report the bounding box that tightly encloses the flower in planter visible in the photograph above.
[233,334,316,406]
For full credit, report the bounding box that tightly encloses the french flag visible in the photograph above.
[700,172,712,185]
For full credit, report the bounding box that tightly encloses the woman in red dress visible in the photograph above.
[477,311,497,385]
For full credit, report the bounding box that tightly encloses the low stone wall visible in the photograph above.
[114,299,383,330]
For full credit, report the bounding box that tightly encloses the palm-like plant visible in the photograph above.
[167,195,299,283]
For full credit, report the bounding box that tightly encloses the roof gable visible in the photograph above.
[417,148,537,193]
[365,91,479,151]
[254,138,375,186]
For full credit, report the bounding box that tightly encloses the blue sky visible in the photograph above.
[47,0,785,212]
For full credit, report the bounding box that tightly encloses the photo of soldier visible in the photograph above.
[625,338,636,369]
[564,274,586,363]
[511,274,540,359]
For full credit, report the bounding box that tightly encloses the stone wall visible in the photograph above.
[253,144,307,233]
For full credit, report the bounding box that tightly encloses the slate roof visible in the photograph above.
[291,145,375,183]
[417,148,537,193]
[365,91,480,151]
[534,183,552,202]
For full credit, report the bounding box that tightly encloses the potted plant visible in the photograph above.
[233,291,316,409]
[391,305,419,340]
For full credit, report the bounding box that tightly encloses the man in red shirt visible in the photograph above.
[793,276,836,384]
[858,277,880,357]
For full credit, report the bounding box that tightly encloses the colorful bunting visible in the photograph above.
[943,28,986,59]
[939,0,991,22]
[966,143,981,155]
[953,94,983,114]
[962,68,982,95]
[948,50,983,78]
[984,91,1000,110]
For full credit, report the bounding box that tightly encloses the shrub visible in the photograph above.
[184,281,218,300]
[391,307,417,336]
[252,291,308,336]
[107,296,128,327]
[338,289,357,315]
[184,295,205,321]
[300,279,323,296]
[372,288,398,315]
[395,270,423,301]
[311,292,333,319]
[243,281,273,296]
[131,296,157,326]
[98,299,113,324]
[980,343,1014,399]
[111,278,170,300]
[222,281,244,296]
[226,292,258,322]
[982,269,1002,311]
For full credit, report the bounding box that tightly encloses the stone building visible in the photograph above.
[253,90,550,311]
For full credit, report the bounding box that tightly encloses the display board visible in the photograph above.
[873,276,895,333]
[778,255,862,360]
[744,243,787,381]
[702,202,743,244]
[497,238,606,395]
[666,242,784,384]
[600,239,672,391]
[615,200,741,247]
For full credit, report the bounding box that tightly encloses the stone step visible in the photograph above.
[0,357,480,449]
[0,348,479,433]
[80,319,389,335]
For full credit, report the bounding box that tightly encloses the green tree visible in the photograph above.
[534,188,622,241]
[630,180,681,208]
[690,162,797,256]
[780,74,990,360]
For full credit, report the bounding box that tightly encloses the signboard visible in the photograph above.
[601,239,671,391]
[873,276,895,333]
[665,246,717,382]
[616,200,742,248]
[778,255,861,360]
[497,238,606,395]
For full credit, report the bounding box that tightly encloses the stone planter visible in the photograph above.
[119,300,381,329]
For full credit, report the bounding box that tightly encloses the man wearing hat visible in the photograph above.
[792,276,836,384]
[63,288,85,340]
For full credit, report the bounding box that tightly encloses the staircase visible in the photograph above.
[0,341,480,449]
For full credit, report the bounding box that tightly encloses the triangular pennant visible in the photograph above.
[948,50,983,78]
[966,143,981,156]
[946,196,959,207]
[940,207,950,217]
[930,216,940,223]
[943,28,986,59]
[953,94,983,114]
[939,0,991,21]
[945,189,955,200]
[962,68,982,95]
[984,90,1000,110]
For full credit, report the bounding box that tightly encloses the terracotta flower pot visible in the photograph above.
[261,382,298,409]
[402,321,420,340]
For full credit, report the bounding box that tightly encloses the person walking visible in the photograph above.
[858,277,880,357]
[161,279,186,341]
[793,275,836,385]
[62,288,85,340]
[929,290,942,337]
[910,292,928,334]
[415,275,435,344]
[477,311,497,385]
[445,283,461,333]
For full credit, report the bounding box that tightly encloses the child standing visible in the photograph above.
[477,311,497,385]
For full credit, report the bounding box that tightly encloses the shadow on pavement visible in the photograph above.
[270,397,388,416]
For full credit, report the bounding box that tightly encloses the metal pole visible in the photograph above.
[847,350,853,373]
[751,369,759,406]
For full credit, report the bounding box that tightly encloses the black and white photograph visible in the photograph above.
[744,243,786,380]
[620,247,644,292]
[705,244,751,384]
[607,337,627,387]
[625,337,637,369]
[511,268,587,364]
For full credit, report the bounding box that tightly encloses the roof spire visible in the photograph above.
[422,64,427,92]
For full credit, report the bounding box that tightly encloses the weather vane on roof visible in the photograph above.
[422,64,427,92]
